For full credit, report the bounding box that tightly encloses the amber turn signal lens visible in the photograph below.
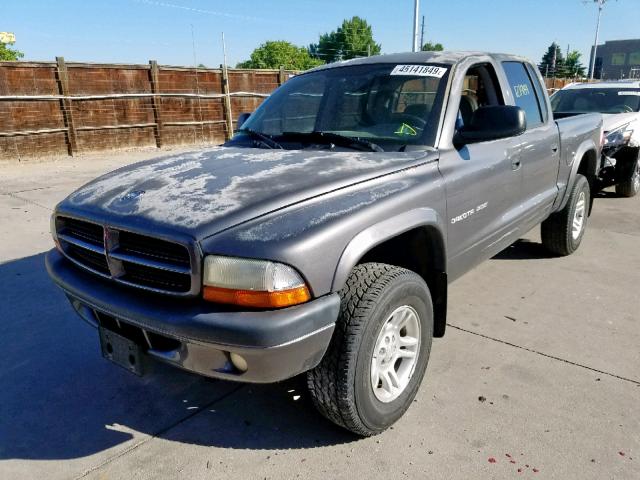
[203,285,311,308]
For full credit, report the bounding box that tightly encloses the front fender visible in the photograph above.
[331,207,447,292]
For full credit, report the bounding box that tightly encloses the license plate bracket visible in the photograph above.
[99,326,145,376]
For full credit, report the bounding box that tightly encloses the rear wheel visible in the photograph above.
[307,263,433,436]
[541,174,590,256]
[615,155,640,198]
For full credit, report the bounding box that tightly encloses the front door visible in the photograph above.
[438,63,524,280]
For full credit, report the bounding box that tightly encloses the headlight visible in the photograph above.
[202,255,311,308]
[604,125,633,148]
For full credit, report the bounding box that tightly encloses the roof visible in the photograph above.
[307,51,531,73]
[562,80,640,90]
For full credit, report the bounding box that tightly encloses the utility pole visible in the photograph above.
[412,0,420,52]
[588,0,611,80]
[420,15,425,52]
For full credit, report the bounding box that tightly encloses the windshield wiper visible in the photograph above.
[237,128,283,149]
[281,131,384,152]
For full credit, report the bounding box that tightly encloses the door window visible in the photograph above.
[502,61,544,128]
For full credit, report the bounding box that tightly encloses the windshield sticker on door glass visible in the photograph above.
[618,91,640,96]
[513,84,531,98]
[390,65,447,78]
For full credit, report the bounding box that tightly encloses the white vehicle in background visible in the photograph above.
[551,80,640,197]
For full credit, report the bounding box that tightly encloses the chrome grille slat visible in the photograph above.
[58,233,105,254]
[56,216,197,296]
[109,251,191,274]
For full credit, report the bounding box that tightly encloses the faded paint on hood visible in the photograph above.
[61,146,433,238]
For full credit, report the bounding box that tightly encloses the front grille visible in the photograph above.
[66,243,110,274]
[121,261,191,292]
[117,230,190,267]
[56,216,195,295]
[58,216,104,246]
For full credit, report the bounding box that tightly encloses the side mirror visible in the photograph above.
[236,112,252,130]
[455,106,526,145]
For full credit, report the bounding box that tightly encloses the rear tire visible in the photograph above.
[615,155,640,198]
[307,263,433,436]
[541,174,590,256]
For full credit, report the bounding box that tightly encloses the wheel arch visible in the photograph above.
[558,142,599,213]
[331,208,448,337]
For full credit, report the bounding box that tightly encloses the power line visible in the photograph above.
[130,0,262,22]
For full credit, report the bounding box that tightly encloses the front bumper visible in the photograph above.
[46,249,339,383]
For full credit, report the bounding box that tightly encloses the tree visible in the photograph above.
[539,42,565,78]
[310,16,381,63]
[564,50,586,78]
[237,40,323,70]
[421,42,444,52]
[0,41,24,61]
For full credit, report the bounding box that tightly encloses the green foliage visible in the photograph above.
[421,42,444,52]
[310,16,381,63]
[0,41,24,61]
[564,50,586,78]
[237,40,324,70]
[539,42,566,77]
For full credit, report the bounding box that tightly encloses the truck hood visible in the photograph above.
[61,146,432,239]
[602,112,640,133]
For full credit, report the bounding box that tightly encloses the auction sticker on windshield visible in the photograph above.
[391,65,447,78]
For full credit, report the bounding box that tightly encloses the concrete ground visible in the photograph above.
[1,150,638,480]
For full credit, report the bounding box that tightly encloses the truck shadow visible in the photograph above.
[0,253,353,463]
[492,239,557,260]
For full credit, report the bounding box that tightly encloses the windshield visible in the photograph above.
[231,63,450,151]
[551,87,640,114]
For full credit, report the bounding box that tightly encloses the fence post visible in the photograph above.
[148,60,164,148]
[278,65,285,86]
[221,64,233,140]
[55,56,78,156]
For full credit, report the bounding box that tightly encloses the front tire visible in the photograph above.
[615,154,640,198]
[541,174,590,256]
[307,263,433,436]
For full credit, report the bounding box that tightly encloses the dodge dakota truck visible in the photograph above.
[46,52,603,436]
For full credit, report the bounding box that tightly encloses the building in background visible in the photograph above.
[589,39,640,80]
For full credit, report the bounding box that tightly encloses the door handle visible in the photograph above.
[512,157,521,170]
[551,144,559,153]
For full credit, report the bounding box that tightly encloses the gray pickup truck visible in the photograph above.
[47,52,602,436]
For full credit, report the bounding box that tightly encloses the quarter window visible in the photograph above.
[502,62,544,128]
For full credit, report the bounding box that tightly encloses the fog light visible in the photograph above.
[230,352,248,372]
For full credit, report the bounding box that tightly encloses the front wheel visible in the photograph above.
[307,263,433,436]
[541,174,590,256]
[615,155,640,198]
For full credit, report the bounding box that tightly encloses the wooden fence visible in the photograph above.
[0,59,295,160]
[0,59,582,161]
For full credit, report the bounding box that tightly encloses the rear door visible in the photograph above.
[501,61,560,228]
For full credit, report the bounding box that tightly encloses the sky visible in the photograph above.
[3,0,640,68]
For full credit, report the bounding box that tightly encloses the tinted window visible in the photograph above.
[551,88,640,113]
[502,61,543,127]
[526,63,549,122]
